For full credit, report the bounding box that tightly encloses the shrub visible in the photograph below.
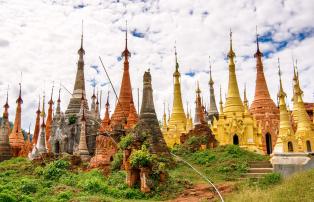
[42,160,70,180]
[192,151,216,164]
[118,134,134,149]
[68,115,77,125]
[80,178,108,193]
[57,191,72,201]
[225,144,243,156]
[20,179,37,194]
[258,173,282,188]
[129,146,153,168]
[0,192,17,202]
[111,151,123,171]
[107,171,126,187]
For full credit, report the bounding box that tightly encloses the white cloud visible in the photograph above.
[0,0,313,132]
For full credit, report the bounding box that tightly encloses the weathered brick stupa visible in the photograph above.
[249,33,279,155]
[59,27,99,155]
[0,91,11,161]
[132,70,170,156]
[110,25,138,129]
[9,84,25,157]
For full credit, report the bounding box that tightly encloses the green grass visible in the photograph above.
[0,146,270,201]
[172,145,268,182]
[226,169,314,202]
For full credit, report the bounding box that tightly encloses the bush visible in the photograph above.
[225,145,243,156]
[118,134,134,149]
[80,178,108,193]
[68,115,77,125]
[111,151,123,171]
[129,146,153,168]
[0,192,17,202]
[107,171,126,187]
[40,160,70,180]
[192,151,216,164]
[20,179,37,194]
[58,191,72,201]
[258,173,282,188]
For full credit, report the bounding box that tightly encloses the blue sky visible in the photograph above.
[0,0,313,131]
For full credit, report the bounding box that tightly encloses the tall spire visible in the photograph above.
[292,59,302,124]
[194,81,205,125]
[99,91,111,132]
[111,21,137,127]
[56,88,61,116]
[65,21,88,117]
[33,95,41,145]
[0,88,11,161]
[3,89,9,119]
[46,83,54,153]
[224,30,243,113]
[9,83,25,156]
[122,20,131,61]
[168,44,187,131]
[273,58,293,153]
[36,94,47,155]
[208,56,218,121]
[219,85,224,114]
[243,84,249,113]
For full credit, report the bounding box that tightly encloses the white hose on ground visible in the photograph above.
[170,152,224,202]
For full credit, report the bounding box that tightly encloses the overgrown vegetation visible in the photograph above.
[172,144,268,182]
[0,157,185,201]
[227,169,314,202]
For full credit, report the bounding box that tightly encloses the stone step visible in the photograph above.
[245,173,269,178]
[249,162,272,168]
[248,168,273,173]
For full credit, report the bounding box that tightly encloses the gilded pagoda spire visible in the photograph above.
[111,21,137,127]
[9,83,25,156]
[169,45,186,124]
[273,58,293,153]
[208,56,218,121]
[46,84,54,153]
[219,85,224,114]
[224,30,243,113]
[292,60,302,124]
[243,84,249,114]
[162,102,167,131]
[33,96,41,145]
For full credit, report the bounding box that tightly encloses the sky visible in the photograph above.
[0,0,313,132]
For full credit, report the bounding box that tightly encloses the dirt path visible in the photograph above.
[169,183,234,202]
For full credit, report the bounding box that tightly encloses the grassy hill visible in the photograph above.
[0,145,311,201]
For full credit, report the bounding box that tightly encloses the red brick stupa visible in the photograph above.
[110,24,138,129]
[249,33,279,155]
[9,84,25,156]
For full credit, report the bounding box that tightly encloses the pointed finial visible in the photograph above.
[81,107,86,121]
[81,20,83,48]
[4,86,9,108]
[106,91,110,106]
[174,41,178,65]
[228,29,235,58]
[244,83,248,102]
[125,20,128,49]
[16,82,23,104]
[254,26,263,57]
[58,87,61,102]
[209,56,214,85]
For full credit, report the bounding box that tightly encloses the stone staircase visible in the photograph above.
[245,161,273,178]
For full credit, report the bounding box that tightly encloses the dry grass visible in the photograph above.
[225,169,314,202]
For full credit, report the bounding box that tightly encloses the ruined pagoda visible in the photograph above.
[133,70,170,156]
[59,24,98,155]
[211,31,263,153]
[33,96,41,145]
[9,84,25,156]
[110,23,138,129]
[0,91,11,161]
[163,46,187,147]
[249,33,279,155]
